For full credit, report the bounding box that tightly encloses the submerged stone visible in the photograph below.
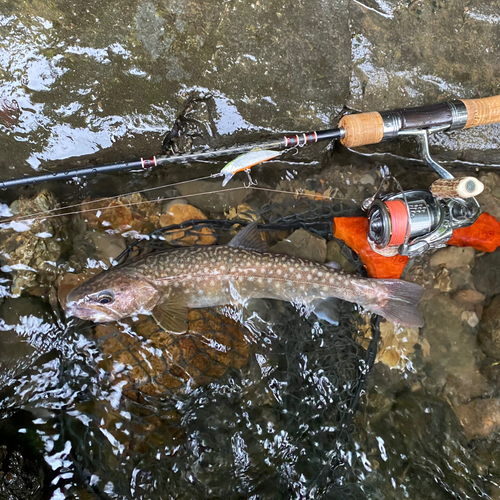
[271,228,327,263]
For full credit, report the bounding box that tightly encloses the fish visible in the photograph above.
[220,149,282,186]
[65,223,425,332]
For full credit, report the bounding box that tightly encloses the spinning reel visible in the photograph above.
[363,127,484,258]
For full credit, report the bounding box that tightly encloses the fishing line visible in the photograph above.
[0,173,220,223]
[1,177,362,225]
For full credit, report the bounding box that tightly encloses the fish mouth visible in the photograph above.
[64,300,120,323]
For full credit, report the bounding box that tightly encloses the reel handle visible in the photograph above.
[430,177,484,199]
[339,95,500,148]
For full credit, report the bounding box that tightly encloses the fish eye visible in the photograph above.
[96,290,115,304]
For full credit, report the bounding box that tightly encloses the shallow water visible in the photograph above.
[1,1,500,499]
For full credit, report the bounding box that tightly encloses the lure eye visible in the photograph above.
[96,290,115,304]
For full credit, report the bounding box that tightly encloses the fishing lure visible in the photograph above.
[220,149,282,186]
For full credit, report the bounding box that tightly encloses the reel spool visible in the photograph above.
[367,191,442,255]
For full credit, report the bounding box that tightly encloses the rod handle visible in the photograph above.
[338,112,384,148]
[339,95,500,148]
[461,95,500,129]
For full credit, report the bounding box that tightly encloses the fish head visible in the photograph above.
[65,269,161,323]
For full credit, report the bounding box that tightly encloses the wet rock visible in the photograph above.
[477,296,500,360]
[453,289,486,309]
[80,193,160,235]
[175,178,249,213]
[455,398,500,441]
[420,295,489,404]
[158,203,217,246]
[376,322,420,370]
[326,240,356,273]
[225,203,259,224]
[271,228,326,263]
[94,309,250,400]
[478,172,500,221]
[473,250,500,296]
[89,231,127,266]
[0,190,67,296]
[349,0,500,164]
[429,246,475,269]
[57,270,101,310]
[434,267,452,293]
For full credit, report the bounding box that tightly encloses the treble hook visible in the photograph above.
[243,169,258,188]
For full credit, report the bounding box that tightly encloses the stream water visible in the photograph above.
[1,1,500,499]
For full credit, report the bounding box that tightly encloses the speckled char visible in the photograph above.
[66,224,424,327]
[129,245,375,309]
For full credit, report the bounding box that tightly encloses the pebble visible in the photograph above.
[461,310,480,328]
[453,289,486,307]
[429,246,475,269]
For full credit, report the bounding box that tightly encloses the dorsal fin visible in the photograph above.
[227,222,269,252]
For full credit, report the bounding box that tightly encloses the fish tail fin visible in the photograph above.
[368,279,425,327]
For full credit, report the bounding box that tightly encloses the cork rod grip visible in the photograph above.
[461,95,500,129]
[339,112,384,148]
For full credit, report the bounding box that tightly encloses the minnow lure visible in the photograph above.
[220,149,282,186]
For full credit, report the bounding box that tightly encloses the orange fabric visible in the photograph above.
[333,212,500,279]
[448,212,500,252]
[333,217,409,279]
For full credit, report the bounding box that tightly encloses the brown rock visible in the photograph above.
[57,269,101,309]
[453,289,486,308]
[455,398,500,440]
[81,194,160,234]
[158,203,217,246]
[93,308,251,400]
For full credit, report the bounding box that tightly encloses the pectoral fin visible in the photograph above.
[311,297,341,326]
[325,261,342,270]
[152,294,189,334]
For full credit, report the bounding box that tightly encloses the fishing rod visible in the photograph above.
[2,95,500,190]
